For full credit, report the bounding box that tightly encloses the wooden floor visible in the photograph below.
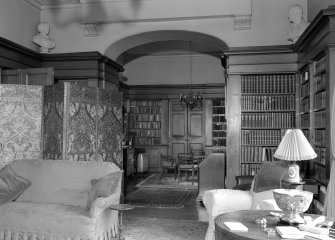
[124,172,209,222]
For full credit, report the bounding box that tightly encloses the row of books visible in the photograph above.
[213,138,226,146]
[213,106,225,114]
[129,121,161,129]
[240,163,261,176]
[213,130,226,138]
[314,146,326,165]
[213,98,225,106]
[129,107,161,114]
[315,110,326,128]
[300,98,310,112]
[314,91,326,110]
[241,74,296,94]
[314,57,326,76]
[129,114,161,122]
[313,74,326,92]
[241,146,278,163]
[300,113,310,128]
[300,81,309,98]
[241,95,295,111]
[213,115,226,122]
[241,112,295,128]
[241,129,285,145]
[130,100,162,107]
[132,129,161,137]
[315,129,325,147]
[134,137,161,146]
[313,164,327,184]
[212,123,226,131]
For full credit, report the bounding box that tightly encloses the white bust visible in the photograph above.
[33,23,56,53]
[287,4,309,43]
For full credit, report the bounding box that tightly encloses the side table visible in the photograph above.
[110,204,135,240]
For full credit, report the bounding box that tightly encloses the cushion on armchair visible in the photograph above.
[250,161,289,209]
[0,165,31,206]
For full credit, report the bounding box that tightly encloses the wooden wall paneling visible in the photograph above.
[0,37,42,69]
[204,99,213,147]
[226,74,242,189]
[161,100,169,145]
[1,67,54,86]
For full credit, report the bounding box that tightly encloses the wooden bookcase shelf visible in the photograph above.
[129,100,162,146]
[212,98,226,147]
[240,73,296,176]
[298,55,329,186]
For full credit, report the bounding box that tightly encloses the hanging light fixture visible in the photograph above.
[179,41,203,110]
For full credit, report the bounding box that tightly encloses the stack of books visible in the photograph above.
[275,226,304,239]
[330,222,335,238]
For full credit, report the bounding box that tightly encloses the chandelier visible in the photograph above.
[179,41,203,109]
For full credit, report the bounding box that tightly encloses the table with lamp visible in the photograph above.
[273,129,318,226]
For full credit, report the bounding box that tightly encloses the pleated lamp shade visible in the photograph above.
[274,129,317,161]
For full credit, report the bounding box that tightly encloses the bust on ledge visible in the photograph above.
[33,23,56,53]
[286,4,309,43]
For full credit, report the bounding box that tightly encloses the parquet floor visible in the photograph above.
[124,172,209,222]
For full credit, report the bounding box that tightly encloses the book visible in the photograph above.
[223,222,248,232]
[275,226,304,239]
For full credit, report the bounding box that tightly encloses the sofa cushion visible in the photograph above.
[10,159,122,207]
[0,165,31,206]
[87,171,123,209]
[0,202,116,239]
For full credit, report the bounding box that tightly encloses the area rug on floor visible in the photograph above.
[135,173,198,189]
[125,188,192,208]
[123,216,207,240]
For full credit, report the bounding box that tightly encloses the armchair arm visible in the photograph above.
[89,191,121,218]
[233,175,254,190]
[203,189,253,219]
[203,189,253,240]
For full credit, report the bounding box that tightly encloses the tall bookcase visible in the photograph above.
[212,98,226,147]
[129,100,162,146]
[298,55,328,185]
[240,73,296,175]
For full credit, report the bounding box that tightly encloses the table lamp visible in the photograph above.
[274,129,317,184]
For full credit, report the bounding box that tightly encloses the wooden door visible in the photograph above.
[1,67,54,86]
[169,100,205,158]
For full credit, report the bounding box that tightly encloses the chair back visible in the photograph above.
[191,148,206,163]
[178,153,193,164]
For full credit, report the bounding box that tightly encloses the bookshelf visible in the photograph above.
[129,100,162,146]
[212,98,226,147]
[298,55,328,186]
[240,73,296,175]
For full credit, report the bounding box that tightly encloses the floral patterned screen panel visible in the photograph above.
[0,84,43,168]
[43,83,122,167]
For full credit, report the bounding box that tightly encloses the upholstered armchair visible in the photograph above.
[203,161,289,240]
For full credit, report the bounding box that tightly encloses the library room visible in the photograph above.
[0,1,335,240]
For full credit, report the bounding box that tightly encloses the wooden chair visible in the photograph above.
[177,153,199,185]
[190,147,206,164]
[159,151,177,179]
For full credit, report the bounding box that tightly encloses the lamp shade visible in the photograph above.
[274,129,317,161]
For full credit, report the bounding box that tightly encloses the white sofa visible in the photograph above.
[0,159,123,240]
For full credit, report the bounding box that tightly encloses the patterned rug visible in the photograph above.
[135,173,198,190]
[123,216,207,240]
[125,188,192,208]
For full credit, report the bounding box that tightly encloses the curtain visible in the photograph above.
[324,75,335,217]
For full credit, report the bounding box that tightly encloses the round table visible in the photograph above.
[215,210,329,240]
